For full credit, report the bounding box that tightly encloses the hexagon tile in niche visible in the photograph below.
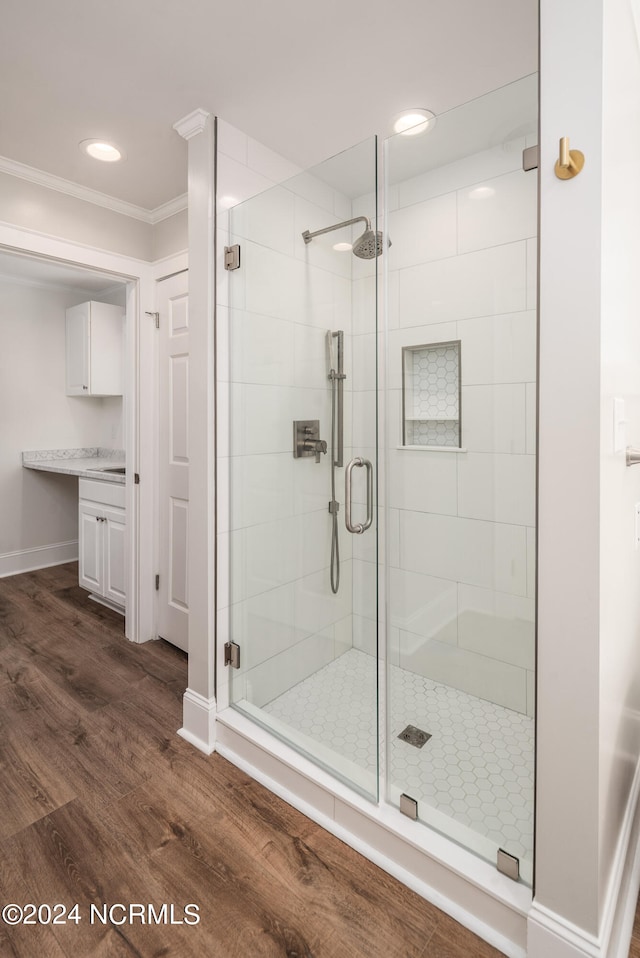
[263,648,533,869]
[403,342,461,447]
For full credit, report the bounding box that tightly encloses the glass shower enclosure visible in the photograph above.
[222,137,380,801]
[220,73,537,883]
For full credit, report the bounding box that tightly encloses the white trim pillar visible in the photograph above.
[174,108,217,753]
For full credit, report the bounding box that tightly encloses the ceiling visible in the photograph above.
[1,0,537,212]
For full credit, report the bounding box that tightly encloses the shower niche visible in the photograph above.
[402,340,461,448]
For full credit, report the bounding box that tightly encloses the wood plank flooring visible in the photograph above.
[0,563,515,956]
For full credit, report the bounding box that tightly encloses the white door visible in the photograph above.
[157,271,189,651]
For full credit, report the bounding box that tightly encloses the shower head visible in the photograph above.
[302,216,390,259]
[352,228,387,260]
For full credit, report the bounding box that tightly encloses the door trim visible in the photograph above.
[0,220,160,644]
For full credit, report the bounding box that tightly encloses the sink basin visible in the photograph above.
[88,466,126,474]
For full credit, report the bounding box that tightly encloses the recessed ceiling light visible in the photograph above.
[333,242,352,252]
[393,109,436,136]
[79,139,123,162]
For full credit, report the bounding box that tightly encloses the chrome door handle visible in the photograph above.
[345,457,373,534]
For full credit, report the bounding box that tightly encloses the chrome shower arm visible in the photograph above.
[302,216,371,244]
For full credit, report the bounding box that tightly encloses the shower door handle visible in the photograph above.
[345,457,373,534]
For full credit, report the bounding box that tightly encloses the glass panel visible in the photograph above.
[225,138,379,801]
[384,75,537,884]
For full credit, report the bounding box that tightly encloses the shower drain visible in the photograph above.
[397,725,431,748]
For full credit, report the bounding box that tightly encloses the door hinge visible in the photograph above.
[134,473,140,485]
[497,848,520,882]
[145,310,160,329]
[522,145,539,172]
[399,793,418,820]
[155,574,160,591]
[224,244,241,271]
[224,641,241,669]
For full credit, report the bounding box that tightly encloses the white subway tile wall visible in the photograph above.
[376,134,537,715]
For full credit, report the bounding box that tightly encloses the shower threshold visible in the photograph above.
[215,696,532,958]
[227,648,533,884]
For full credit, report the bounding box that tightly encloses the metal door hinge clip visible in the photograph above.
[497,848,520,881]
[145,311,160,329]
[522,145,539,172]
[224,245,241,271]
[224,641,241,668]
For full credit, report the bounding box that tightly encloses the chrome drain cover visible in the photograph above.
[398,725,431,748]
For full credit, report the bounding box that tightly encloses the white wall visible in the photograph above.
[598,0,640,923]
[153,209,188,261]
[0,172,187,262]
[375,119,537,716]
[0,279,124,571]
[532,0,640,951]
[0,172,154,260]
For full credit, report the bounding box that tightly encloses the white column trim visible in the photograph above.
[178,109,217,741]
[178,689,217,754]
[528,751,640,958]
[173,109,211,141]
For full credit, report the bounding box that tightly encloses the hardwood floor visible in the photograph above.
[629,903,640,958]
[0,563,508,957]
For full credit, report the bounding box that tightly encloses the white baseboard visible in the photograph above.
[529,752,640,958]
[528,905,600,958]
[178,688,217,755]
[0,540,78,578]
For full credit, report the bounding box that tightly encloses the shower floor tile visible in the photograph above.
[263,648,533,869]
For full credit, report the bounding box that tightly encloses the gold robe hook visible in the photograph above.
[555,137,585,179]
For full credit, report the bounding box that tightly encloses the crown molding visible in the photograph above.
[0,154,187,225]
[148,193,188,224]
[173,108,211,141]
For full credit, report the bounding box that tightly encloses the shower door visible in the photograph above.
[384,76,537,884]
[221,137,379,800]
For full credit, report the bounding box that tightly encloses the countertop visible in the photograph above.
[22,448,126,484]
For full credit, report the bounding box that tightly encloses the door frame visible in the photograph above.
[0,219,166,644]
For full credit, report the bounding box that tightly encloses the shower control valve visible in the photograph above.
[305,438,327,463]
[293,420,327,463]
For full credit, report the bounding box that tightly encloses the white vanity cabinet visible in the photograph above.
[66,301,124,396]
[78,478,126,610]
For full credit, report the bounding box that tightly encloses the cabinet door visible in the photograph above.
[90,303,124,396]
[79,502,103,592]
[66,303,90,395]
[103,506,126,607]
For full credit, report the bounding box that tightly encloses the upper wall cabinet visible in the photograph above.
[66,301,124,397]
